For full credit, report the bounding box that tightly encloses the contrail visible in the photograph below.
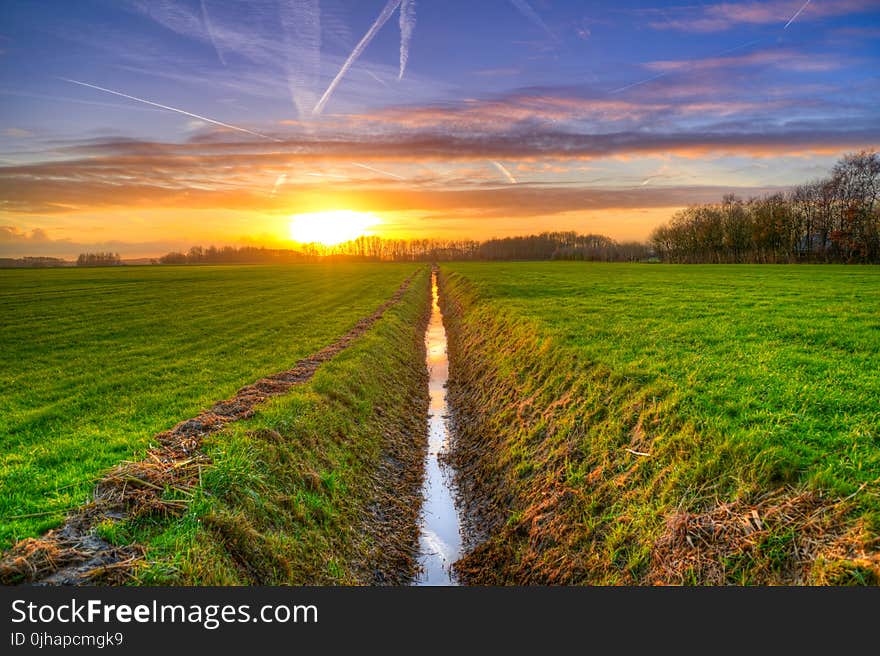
[200,0,226,65]
[313,0,402,115]
[60,78,281,142]
[640,174,669,186]
[609,38,764,94]
[280,0,321,118]
[509,0,555,40]
[352,162,406,180]
[365,69,390,88]
[612,0,812,95]
[609,71,670,95]
[491,160,517,184]
[270,173,287,196]
[399,0,416,80]
[784,0,811,29]
[306,172,348,179]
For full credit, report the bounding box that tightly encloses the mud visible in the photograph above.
[0,272,419,586]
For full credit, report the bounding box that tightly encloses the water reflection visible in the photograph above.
[414,272,463,586]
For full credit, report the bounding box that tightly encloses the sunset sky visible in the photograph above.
[1,0,879,257]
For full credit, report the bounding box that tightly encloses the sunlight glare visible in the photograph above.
[288,210,381,246]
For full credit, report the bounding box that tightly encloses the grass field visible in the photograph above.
[4,260,879,585]
[119,269,430,585]
[441,262,880,584]
[0,263,418,549]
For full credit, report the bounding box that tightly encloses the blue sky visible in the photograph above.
[1,0,879,255]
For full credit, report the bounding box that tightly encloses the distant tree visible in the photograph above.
[651,151,880,264]
[154,233,637,264]
[158,252,188,265]
[0,256,68,268]
[76,252,121,266]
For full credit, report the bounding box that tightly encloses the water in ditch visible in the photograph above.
[414,271,463,585]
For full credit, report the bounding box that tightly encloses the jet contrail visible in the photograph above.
[200,0,226,66]
[270,173,287,196]
[509,0,555,40]
[491,160,517,184]
[611,0,811,95]
[60,78,281,142]
[352,162,406,180]
[306,172,348,179]
[784,0,811,29]
[281,0,321,118]
[313,0,402,115]
[609,38,764,94]
[609,71,670,95]
[365,69,390,88]
[399,0,416,80]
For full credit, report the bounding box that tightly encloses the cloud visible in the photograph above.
[644,49,848,74]
[1,120,875,217]
[348,94,674,131]
[0,226,52,243]
[0,182,791,228]
[342,80,861,133]
[3,128,34,138]
[829,26,880,39]
[0,227,201,258]
[3,79,875,175]
[647,0,877,33]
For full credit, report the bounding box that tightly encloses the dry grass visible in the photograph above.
[648,487,876,585]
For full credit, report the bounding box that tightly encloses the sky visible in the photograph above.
[1,0,879,257]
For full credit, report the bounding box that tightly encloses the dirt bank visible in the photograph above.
[0,270,428,585]
[439,268,879,585]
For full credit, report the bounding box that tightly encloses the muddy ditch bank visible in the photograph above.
[0,270,427,585]
[436,269,878,585]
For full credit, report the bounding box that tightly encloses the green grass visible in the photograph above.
[0,263,418,549]
[441,262,880,584]
[124,268,430,585]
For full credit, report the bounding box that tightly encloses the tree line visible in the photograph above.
[76,252,121,266]
[158,245,313,265]
[0,256,69,268]
[651,151,880,263]
[479,232,650,262]
[155,232,649,264]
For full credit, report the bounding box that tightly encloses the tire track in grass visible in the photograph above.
[0,271,421,585]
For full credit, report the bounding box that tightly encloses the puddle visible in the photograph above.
[414,271,463,585]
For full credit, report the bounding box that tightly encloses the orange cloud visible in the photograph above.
[648,0,877,32]
[645,49,847,74]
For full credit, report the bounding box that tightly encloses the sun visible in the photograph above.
[287,210,381,246]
